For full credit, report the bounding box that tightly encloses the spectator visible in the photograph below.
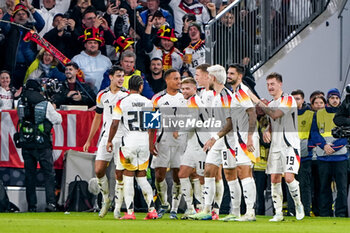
[0,2,45,89]
[52,62,96,108]
[36,0,62,36]
[66,0,92,30]
[309,93,326,216]
[0,70,21,110]
[113,35,135,63]
[310,88,348,217]
[43,13,76,59]
[100,50,154,99]
[110,2,130,39]
[182,22,206,75]
[0,7,6,69]
[140,0,174,28]
[162,0,210,36]
[145,57,166,93]
[309,90,325,104]
[72,27,112,93]
[74,6,115,56]
[24,49,66,83]
[145,24,183,72]
[31,0,70,14]
[311,95,326,112]
[199,1,217,18]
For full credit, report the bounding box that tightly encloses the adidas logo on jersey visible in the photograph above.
[104,99,109,103]
[163,101,170,105]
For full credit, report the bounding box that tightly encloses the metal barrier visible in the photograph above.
[205,0,330,72]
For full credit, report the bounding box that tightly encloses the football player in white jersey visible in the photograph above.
[195,64,223,218]
[178,77,211,219]
[149,69,187,219]
[190,65,238,220]
[223,64,259,221]
[107,75,158,220]
[83,66,128,219]
[250,72,304,222]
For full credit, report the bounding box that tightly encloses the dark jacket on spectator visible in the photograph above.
[43,27,76,59]
[100,69,154,99]
[52,80,96,108]
[0,12,45,88]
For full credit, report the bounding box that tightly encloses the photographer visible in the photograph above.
[334,85,350,127]
[15,79,62,212]
[52,62,96,108]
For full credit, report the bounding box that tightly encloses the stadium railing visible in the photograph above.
[205,0,330,72]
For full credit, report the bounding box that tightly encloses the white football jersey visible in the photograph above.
[185,94,211,148]
[152,90,186,145]
[96,88,128,143]
[113,93,153,146]
[231,83,256,139]
[268,94,300,152]
[169,0,210,35]
[0,87,14,110]
[210,87,235,151]
[198,88,214,107]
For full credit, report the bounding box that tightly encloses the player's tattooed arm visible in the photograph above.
[246,107,257,152]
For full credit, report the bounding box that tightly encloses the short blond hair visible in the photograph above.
[207,65,226,84]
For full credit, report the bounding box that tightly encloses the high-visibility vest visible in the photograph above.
[316,108,335,138]
[123,70,141,90]
[298,110,314,140]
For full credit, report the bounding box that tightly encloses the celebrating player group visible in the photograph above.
[83,63,304,222]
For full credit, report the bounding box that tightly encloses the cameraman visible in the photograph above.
[15,79,62,212]
[52,62,96,109]
[334,86,350,127]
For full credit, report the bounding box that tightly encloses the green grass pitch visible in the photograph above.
[0,212,348,233]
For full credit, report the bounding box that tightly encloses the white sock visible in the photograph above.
[213,179,224,215]
[114,180,124,213]
[204,177,215,213]
[192,178,202,210]
[180,178,194,211]
[271,182,283,215]
[241,177,256,215]
[123,175,134,215]
[155,179,168,206]
[171,183,181,213]
[227,179,241,216]
[200,184,205,212]
[97,175,109,202]
[136,176,155,212]
[287,179,302,206]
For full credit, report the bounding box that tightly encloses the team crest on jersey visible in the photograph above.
[143,110,161,129]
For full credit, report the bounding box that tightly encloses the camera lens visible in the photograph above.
[346,84,350,94]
